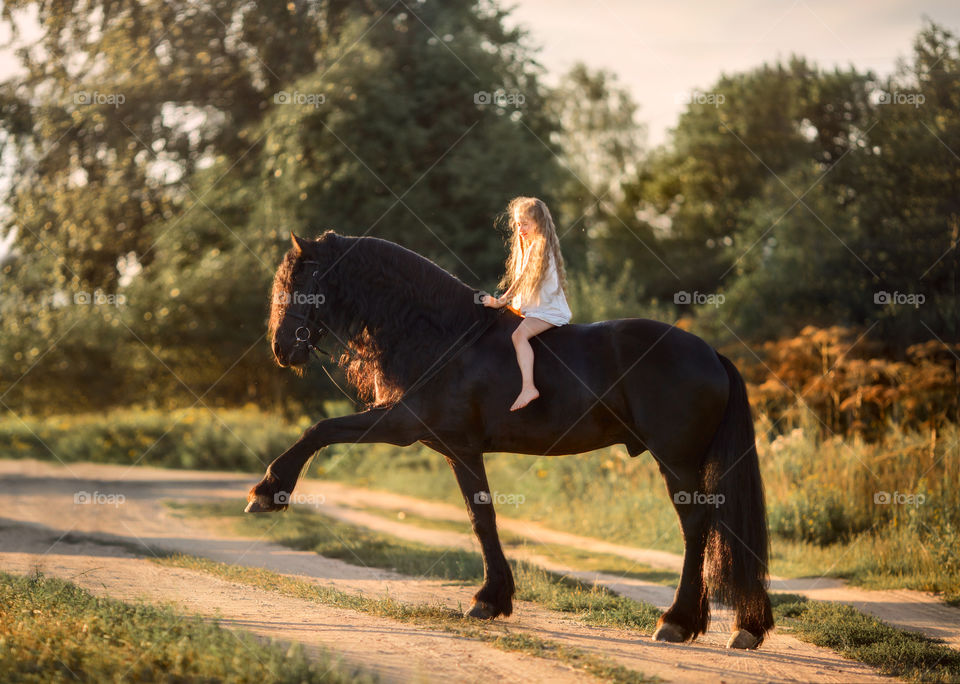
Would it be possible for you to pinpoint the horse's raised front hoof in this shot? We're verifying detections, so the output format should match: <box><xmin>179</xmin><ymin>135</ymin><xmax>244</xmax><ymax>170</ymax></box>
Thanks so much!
<box><xmin>652</xmin><ymin>621</ymin><xmax>691</xmax><ymax>643</ymax></box>
<box><xmin>244</xmin><ymin>489</ymin><xmax>288</xmax><ymax>513</ymax></box>
<box><xmin>465</xmin><ymin>600</ymin><xmax>499</xmax><ymax>620</ymax></box>
<box><xmin>726</xmin><ymin>629</ymin><xmax>760</xmax><ymax>650</ymax></box>
<box><xmin>245</xmin><ymin>471</ymin><xmax>292</xmax><ymax>513</ymax></box>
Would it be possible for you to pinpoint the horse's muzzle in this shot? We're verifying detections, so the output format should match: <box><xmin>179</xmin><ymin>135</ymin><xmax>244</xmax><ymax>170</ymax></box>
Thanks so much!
<box><xmin>273</xmin><ymin>340</ymin><xmax>310</xmax><ymax>368</ymax></box>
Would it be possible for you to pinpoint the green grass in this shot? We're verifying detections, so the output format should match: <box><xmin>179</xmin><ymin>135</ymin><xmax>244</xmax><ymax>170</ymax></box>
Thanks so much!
<box><xmin>355</xmin><ymin>504</ymin><xmax>680</xmax><ymax>586</ymax></box>
<box><xmin>155</xmin><ymin>553</ymin><xmax>656</xmax><ymax>684</ymax></box>
<box><xmin>171</xmin><ymin>500</ymin><xmax>663</xmax><ymax>633</ymax></box>
<box><xmin>0</xmin><ymin>406</ymin><xmax>304</xmax><ymax>471</ymax></box>
<box><xmin>0</xmin><ymin>570</ymin><xmax>370</xmax><ymax>683</ymax></box>
<box><xmin>771</xmin><ymin>594</ymin><xmax>960</xmax><ymax>682</ymax></box>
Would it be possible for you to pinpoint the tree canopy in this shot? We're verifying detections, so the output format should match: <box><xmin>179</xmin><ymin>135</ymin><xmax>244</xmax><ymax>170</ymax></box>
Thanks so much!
<box><xmin>1</xmin><ymin>3</ymin><xmax>957</xmax><ymax>415</ymax></box>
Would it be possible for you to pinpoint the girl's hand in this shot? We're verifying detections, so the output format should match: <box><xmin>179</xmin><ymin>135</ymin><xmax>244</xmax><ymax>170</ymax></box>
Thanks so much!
<box><xmin>482</xmin><ymin>294</ymin><xmax>503</xmax><ymax>308</ymax></box>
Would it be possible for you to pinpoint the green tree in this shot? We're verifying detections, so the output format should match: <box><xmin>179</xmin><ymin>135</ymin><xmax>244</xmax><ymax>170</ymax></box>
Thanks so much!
<box><xmin>0</xmin><ymin>0</ymin><xmax>333</xmax><ymax>411</ymax></box>
<box><xmin>0</xmin><ymin>0</ymin><xmax>566</xmax><ymax>412</ymax></box>
<box><xmin>857</xmin><ymin>22</ymin><xmax>960</xmax><ymax>346</ymax></box>
<box><xmin>546</xmin><ymin>64</ymin><xmax>646</xmax><ymax>274</ymax></box>
<box><xmin>719</xmin><ymin>22</ymin><xmax>960</xmax><ymax>343</ymax></box>
<box><xmin>622</xmin><ymin>57</ymin><xmax>874</xmax><ymax>304</ymax></box>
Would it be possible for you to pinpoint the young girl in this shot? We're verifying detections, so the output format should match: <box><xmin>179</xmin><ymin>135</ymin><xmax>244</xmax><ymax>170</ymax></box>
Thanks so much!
<box><xmin>482</xmin><ymin>197</ymin><xmax>572</xmax><ymax>411</ymax></box>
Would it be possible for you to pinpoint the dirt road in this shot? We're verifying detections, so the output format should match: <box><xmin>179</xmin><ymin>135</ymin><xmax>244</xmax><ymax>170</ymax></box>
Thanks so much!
<box><xmin>301</xmin><ymin>477</ymin><xmax>960</xmax><ymax>651</ymax></box>
<box><xmin>2</xmin><ymin>458</ymin><xmax>940</xmax><ymax>682</ymax></box>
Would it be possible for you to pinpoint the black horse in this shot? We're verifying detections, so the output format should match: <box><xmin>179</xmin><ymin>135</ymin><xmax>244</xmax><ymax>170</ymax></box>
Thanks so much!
<box><xmin>247</xmin><ymin>231</ymin><xmax>774</xmax><ymax>649</ymax></box>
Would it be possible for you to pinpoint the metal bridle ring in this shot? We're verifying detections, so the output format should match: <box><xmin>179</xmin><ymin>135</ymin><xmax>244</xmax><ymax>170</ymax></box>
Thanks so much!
<box><xmin>295</xmin><ymin>326</ymin><xmax>311</xmax><ymax>342</ymax></box>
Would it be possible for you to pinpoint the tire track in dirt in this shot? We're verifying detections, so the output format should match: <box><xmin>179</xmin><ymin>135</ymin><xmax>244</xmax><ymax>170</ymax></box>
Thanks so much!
<box><xmin>0</xmin><ymin>459</ymin><xmax>891</xmax><ymax>682</ymax></box>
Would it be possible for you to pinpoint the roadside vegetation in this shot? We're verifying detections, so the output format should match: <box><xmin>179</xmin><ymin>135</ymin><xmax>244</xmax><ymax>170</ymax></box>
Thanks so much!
<box><xmin>350</xmin><ymin>503</ymin><xmax>682</xmax><ymax>586</ymax></box>
<box><xmin>771</xmin><ymin>594</ymin><xmax>960</xmax><ymax>682</ymax></box>
<box><xmin>0</xmin><ymin>571</ymin><xmax>371</xmax><ymax>683</ymax></box>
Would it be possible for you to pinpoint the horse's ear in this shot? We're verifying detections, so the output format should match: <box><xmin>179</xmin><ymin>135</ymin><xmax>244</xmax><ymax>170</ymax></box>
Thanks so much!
<box><xmin>290</xmin><ymin>232</ymin><xmax>310</xmax><ymax>255</ymax></box>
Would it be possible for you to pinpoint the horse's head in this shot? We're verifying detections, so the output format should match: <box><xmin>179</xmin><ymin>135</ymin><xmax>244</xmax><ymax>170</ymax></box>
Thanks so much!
<box><xmin>269</xmin><ymin>232</ymin><xmax>335</xmax><ymax>368</ymax></box>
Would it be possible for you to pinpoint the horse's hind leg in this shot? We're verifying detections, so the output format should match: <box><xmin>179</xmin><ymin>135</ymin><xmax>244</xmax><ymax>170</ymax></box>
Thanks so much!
<box><xmin>652</xmin><ymin>457</ymin><xmax>711</xmax><ymax>643</ymax></box>
<box><xmin>431</xmin><ymin>446</ymin><xmax>514</xmax><ymax>619</ymax></box>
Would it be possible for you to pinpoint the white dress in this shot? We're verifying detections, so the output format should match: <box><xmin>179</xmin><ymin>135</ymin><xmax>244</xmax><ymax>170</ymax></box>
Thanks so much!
<box><xmin>510</xmin><ymin>248</ymin><xmax>572</xmax><ymax>326</ymax></box>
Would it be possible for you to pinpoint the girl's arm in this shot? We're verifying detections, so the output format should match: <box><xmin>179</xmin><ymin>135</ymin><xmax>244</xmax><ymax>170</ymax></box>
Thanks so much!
<box><xmin>496</xmin><ymin>290</ymin><xmax>522</xmax><ymax>315</ymax></box>
<box><xmin>482</xmin><ymin>280</ymin><xmax>517</xmax><ymax>308</ymax></box>
<box><xmin>497</xmin><ymin>281</ymin><xmax>520</xmax><ymax>304</ymax></box>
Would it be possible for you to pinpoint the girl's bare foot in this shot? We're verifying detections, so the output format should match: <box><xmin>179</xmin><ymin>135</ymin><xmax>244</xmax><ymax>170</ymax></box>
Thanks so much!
<box><xmin>510</xmin><ymin>386</ymin><xmax>540</xmax><ymax>411</ymax></box>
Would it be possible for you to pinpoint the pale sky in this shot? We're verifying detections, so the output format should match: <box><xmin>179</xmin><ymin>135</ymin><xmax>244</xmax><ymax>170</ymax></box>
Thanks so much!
<box><xmin>505</xmin><ymin>0</ymin><xmax>960</xmax><ymax>144</ymax></box>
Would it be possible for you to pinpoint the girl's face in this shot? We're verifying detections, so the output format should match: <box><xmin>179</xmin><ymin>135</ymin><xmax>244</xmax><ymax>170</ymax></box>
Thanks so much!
<box><xmin>514</xmin><ymin>207</ymin><xmax>536</xmax><ymax>240</ymax></box>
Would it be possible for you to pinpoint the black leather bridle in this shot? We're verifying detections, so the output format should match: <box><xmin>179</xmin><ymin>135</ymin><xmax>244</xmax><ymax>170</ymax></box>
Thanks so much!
<box><xmin>284</xmin><ymin>259</ymin><xmax>334</xmax><ymax>356</ymax></box>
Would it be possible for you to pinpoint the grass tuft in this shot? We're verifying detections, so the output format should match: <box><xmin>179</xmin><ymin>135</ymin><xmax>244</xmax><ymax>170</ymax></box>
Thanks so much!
<box><xmin>771</xmin><ymin>594</ymin><xmax>960</xmax><ymax>682</ymax></box>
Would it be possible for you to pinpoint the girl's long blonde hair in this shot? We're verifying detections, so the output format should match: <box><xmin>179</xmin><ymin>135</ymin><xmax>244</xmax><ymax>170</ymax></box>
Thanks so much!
<box><xmin>497</xmin><ymin>196</ymin><xmax>568</xmax><ymax>305</ymax></box>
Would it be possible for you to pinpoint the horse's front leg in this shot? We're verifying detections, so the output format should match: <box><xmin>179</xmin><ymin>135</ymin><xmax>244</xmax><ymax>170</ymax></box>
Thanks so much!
<box><xmin>438</xmin><ymin>449</ymin><xmax>515</xmax><ymax>620</ymax></box>
<box><xmin>245</xmin><ymin>406</ymin><xmax>422</xmax><ymax>512</ymax></box>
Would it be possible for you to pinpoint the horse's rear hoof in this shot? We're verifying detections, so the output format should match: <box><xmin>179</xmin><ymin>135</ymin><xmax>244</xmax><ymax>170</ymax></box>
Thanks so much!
<box><xmin>727</xmin><ymin>629</ymin><xmax>760</xmax><ymax>649</ymax></box>
<box><xmin>652</xmin><ymin>621</ymin><xmax>690</xmax><ymax>643</ymax></box>
<box><xmin>466</xmin><ymin>600</ymin><xmax>498</xmax><ymax>620</ymax></box>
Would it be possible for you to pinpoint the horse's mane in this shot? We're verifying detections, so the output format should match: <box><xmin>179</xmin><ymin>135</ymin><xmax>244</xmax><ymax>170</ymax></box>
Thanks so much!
<box><xmin>277</xmin><ymin>232</ymin><xmax>498</xmax><ymax>407</ymax></box>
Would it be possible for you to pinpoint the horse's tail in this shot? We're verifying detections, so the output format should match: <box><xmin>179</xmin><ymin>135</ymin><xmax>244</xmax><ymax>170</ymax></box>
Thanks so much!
<box><xmin>702</xmin><ymin>353</ymin><xmax>774</xmax><ymax>643</ymax></box>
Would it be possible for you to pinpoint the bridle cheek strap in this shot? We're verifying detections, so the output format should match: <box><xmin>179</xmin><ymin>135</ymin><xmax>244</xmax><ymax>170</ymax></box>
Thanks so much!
<box><xmin>287</xmin><ymin>259</ymin><xmax>337</xmax><ymax>356</ymax></box>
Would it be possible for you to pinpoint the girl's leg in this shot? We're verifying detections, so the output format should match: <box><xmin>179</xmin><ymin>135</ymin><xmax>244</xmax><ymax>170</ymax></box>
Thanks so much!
<box><xmin>509</xmin><ymin>316</ymin><xmax>555</xmax><ymax>411</ymax></box>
